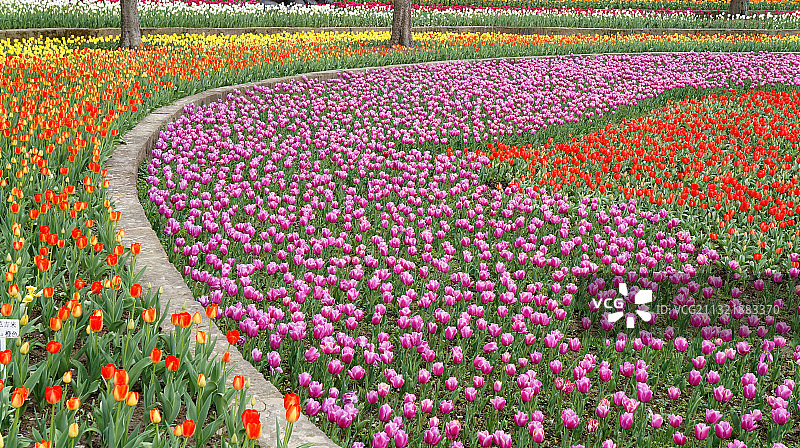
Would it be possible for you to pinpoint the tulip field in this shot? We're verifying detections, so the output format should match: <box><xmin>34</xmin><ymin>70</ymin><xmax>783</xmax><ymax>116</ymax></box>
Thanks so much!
<box><xmin>4</xmin><ymin>0</ymin><xmax>800</xmax><ymax>30</ymax></box>
<box><xmin>136</xmin><ymin>34</ymin><xmax>800</xmax><ymax>448</ymax></box>
<box><xmin>1</xmin><ymin>13</ymin><xmax>800</xmax><ymax>448</ymax></box>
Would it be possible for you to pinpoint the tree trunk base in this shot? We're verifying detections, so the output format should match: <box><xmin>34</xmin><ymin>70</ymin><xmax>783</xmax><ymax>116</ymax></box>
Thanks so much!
<box><xmin>390</xmin><ymin>0</ymin><xmax>413</xmax><ymax>47</ymax></box>
<box><xmin>728</xmin><ymin>0</ymin><xmax>749</xmax><ymax>16</ymax></box>
<box><xmin>120</xmin><ymin>0</ymin><xmax>143</xmax><ymax>49</ymax></box>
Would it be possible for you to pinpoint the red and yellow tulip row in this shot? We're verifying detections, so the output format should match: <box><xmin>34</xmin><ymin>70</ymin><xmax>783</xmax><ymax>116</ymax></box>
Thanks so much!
<box><xmin>483</xmin><ymin>88</ymin><xmax>800</xmax><ymax>271</ymax></box>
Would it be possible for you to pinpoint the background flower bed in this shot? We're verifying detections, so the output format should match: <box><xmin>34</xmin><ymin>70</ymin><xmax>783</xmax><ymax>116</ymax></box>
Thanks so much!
<box><xmin>3</xmin><ymin>0</ymin><xmax>800</xmax><ymax>30</ymax></box>
<box><xmin>143</xmin><ymin>50</ymin><xmax>800</xmax><ymax>448</ymax></box>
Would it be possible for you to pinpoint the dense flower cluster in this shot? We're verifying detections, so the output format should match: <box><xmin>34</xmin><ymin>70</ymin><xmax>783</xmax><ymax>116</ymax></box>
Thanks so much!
<box><xmin>147</xmin><ymin>53</ymin><xmax>800</xmax><ymax>447</ymax></box>
<box><xmin>484</xmin><ymin>88</ymin><xmax>800</xmax><ymax>270</ymax></box>
<box><xmin>3</xmin><ymin>0</ymin><xmax>800</xmax><ymax>29</ymax></box>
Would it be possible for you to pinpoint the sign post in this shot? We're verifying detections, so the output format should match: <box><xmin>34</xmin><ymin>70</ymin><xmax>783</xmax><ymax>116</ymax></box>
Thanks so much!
<box><xmin>0</xmin><ymin>319</ymin><xmax>20</xmax><ymax>375</ymax></box>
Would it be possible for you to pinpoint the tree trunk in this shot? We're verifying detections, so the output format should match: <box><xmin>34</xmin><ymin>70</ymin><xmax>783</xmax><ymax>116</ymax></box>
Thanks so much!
<box><xmin>390</xmin><ymin>0</ymin><xmax>412</xmax><ymax>47</ymax></box>
<box><xmin>728</xmin><ymin>0</ymin><xmax>748</xmax><ymax>16</ymax></box>
<box><xmin>119</xmin><ymin>0</ymin><xmax>143</xmax><ymax>49</ymax></box>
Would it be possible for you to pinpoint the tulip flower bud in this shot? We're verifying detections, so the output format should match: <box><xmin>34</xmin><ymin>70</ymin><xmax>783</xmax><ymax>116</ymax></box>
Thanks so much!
<box><xmin>66</xmin><ymin>397</ymin><xmax>81</xmax><ymax>411</ymax></box>
<box><xmin>68</xmin><ymin>422</ymin><xmax>79</xmax><ymax>438</ymax></box>
<box><xmin>232</xmin><ymin>375</ymin><xmax>245</xmax><ymax>390</ymax></box>
<box><xmin>150</xmin><ymin>408</ymin><xmax>162</xmax><ymax>424</ymax></box>
<box><xmin>127</xmin><ymin>319</ymin><xmax>135</xmax><ymax>331</ymax></box>
<box><xmin>251</xmin><ymin>396</ymin><xmax>256</xmax><ymax>407</ymax></box>
<box><xmin>158</xmin><ymin>286</ymin><xmax>163</xmax><ymax>295</ymax></box>
<box><xmin>198</xmin><ymin>374</ymin><xmax>207</xmax><ymax>388</ymax></box>
<box><xmin>20</xmin><ymin>314</ymin><xmax>28</xmax><ymax>326</ymax></box>
<box><xmin>174</xmin><ymin>426</ymin><xmax>183</xmax><ymax>437</ymax></box>
<box><xmin>63</xmin><ymin>371</ymin><xmax>72</xmax><ymax>384</ymax></box>
<box><xmin>192</xmin><ymin>312</ymin><xmax>202</xmax><ymax>325</ymax></box>
<box><xmin>126</xmin><ymin>391</ymin><xmax>139</xmax><ymax>407</ymax></box>
<box><xmin>230</xmin><ymin>434</ymin><xmax>238</xmax><ymax>445</ymax></box>
<box><xmin>19</xmin><ymin>341</ymin><xmax>29</xmax><ymax>354</ymax></box>
<box><xmin>246</xmin><ymin>378</ymin><xmax>251</xmax><ymax>389</ymax></box>
<box><xmin>4</xmin><ymin>254</ymin><xmax>10</xmax><ymax>262</ymax></box>
<box><xmin>196</xmin><ymin>330</ymin><xmax>207</xmax><ymax>345</ymax></box>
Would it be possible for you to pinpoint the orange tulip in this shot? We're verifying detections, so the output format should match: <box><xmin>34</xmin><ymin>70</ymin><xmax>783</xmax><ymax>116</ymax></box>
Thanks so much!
<box><xmin>130</xmin><ymin>284</ymin><xmax>143</xmax><ymax>298</ymax></box>
<box><xmin>106</xmin><ymin>254</ymin><xmax>118</xmax><ymax>267</ymax></box>
<box><xmin>181</xmin><ymin>419</ymin><xmax>196</xmax><ymax>437</ymax></box>
<box><xmin>150</xmin><ymin>408</ymin><xmax>162</xmax><ymax>424</ymax></box>
<box><xmin>130</xmin><ymin>243</ymin><xmax>141</xmax><ymax>255</ymax></box>
<box><xmin>101</xmin><ymin>363</ymin><xmax>116</xmax><ymax>380</ymax></box>
<box><xmin>0</xmin><ymin>302</ymin><xmax>12</xmax><ymax>316</ymax></box>
<box><xmin>286</xmin><ymin>404</ymin><xmax>301</xmax><ymax>423</ymax></box>
<box><xmin>226</xmin><ymin>330</ymin><xmax>240</xmax><ymax>345</ymax></box>
<box><xmin>150</xmin><ymin>348</ymin><xmax>163</xmax><ymax>363</ymax></box>
<box><xmin>34</xmin><ymin>441</ymin><xmax>52</xmax><ymax>448</ymax></box>
<box><xmin>165</xmin><ymin>355</ymin><xmax>180</xmax><ymax>372</ymax></box>
<box><xmin>66</xmin><ymin>396</ymin><xmax>81</xmax><ymax>411</ymax></box>
<box><xmin>284</xmin><ymin>393</ymin><xmax>299</xmax><ymax>410</ymax></box>
<box><xmin>232</xmin><ymin>375</ymin><xmax>245</xmax><ymax>390</ymax></box>
<box><xmin>171</xmin><ymin>312</ymin><xmax>191</xmax><ymax>329</ymax></box>
<box><xmin>142</xmin><ymin>308</ymin><xmax>156</xmax><ymax>323</ymax></box>
<box><xmin>196</xmin><ymin>330</ymin><xmax>207</xmax><ymax>345</ymax></box>
<box><xmin>0</xmin><ymin>350</ymin><xmax>11</xmax><ymax>365</ymax></box>
<box><xmin>113</xmin><ymin>369</ymin><xmax>129</xmax><ymax>386</ymax></box>
<box><xmin>89</xmin><ymin>314</ymin><xmax>103</xmax><ymax>332</ymax></box>
<box><xmin>242</xmin><ymin>408</ymin><xmax>260</xmax><ymax>425</ymax></box>
<box><xmin>71</xmin><ymin>301</ymin><xmax>83</xmax><ymax>317</ymax></box>
<box><xmin>242</xmin><ymin>409</ymin><xmax>262</xmax><ymax>440</ymax></box>
<box><xmin>45</xmin><ymin>340</ymin><xmax>61</xmax><ymax>354</ymax></box>
<box><xmin>112</xmin><ymin>384</ymin><xmax>128</xmax><ymax>402</ymax></box>
<box><xmin>44</xmin><ymin>386</ymin><xmax>63</xmax><ymax>404</ymax></box>
<box><xmin>49</xmin><ymin>317</ymin><xmax>62</xmax><ymax>332</ymax></box>
<box><xmin>205</xmin><ymin>304</ymin><xmax>219</xmax><ymax>319</ymax></box>
<box><xmin>125</xmin><ymin>391</ymin><xmax>139</xmax><ymax>407</ymax></box>
<box><xmin>11</xmin><ymin>386</ymin><xmax>29</xmax><ymax>408</ymax></box>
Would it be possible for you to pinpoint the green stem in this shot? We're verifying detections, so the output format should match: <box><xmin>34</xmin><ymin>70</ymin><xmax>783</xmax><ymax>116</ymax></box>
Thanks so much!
<box><xmin>284</xmin><ymin>421</ymin><xmax>293</xmax><ymax>448</ymax></box>
<box><xmin>50</xmin><ymin>403</ymin><xmax>56</xmax><ymax>443</ymax></box>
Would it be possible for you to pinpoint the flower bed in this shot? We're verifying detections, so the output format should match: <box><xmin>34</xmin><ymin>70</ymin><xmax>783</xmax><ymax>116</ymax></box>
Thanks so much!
<box><xmin>4</xmin><ymin>28</ymin><xmax>797</xmax><ymax>448</ymax></box>
<box><xmin>144</xmin><ymin>52</ymin><xmax>800</xmax><ymax>448</ymax></box>
<box><xmin>3</xmin><ymin>0</ymin><xmax>800</xmax><ymax>30</ymax></box>
<box><xmin>484</xmin><ymin>87</ymin><xmax>800</xmax><ymax>272</ymax></box>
